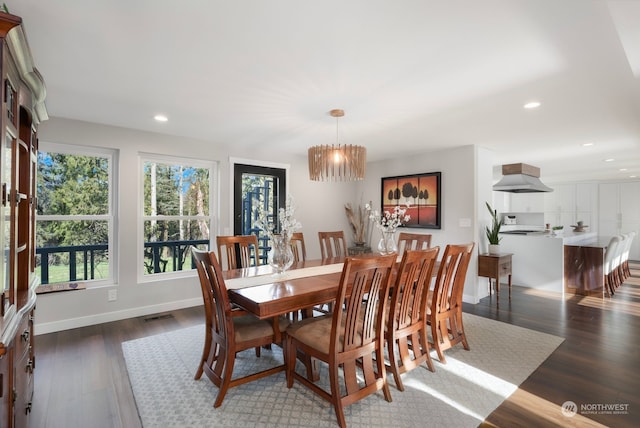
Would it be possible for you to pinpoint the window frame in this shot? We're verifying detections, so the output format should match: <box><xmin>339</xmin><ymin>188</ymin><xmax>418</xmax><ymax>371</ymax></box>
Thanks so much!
<box><xmin>138</xmin><ymin>152</ymin><xmax>217</xmax><ymax>282</ymax></box>
<box><xmin>36</xmin><ymin>141</ymin><xmax>118</xmax><ymax>288</ymax></box>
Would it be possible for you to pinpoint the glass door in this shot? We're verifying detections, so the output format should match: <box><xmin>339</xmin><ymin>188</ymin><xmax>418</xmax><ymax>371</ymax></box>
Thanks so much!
<box><xmin>233</xmin><ymin>164</ymin><xmax>286</xmax><ymax>265</ymax></box>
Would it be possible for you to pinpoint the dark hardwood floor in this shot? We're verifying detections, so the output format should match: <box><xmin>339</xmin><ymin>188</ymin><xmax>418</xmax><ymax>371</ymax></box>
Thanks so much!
<box><xmin>29</xmin><ymin>263</ymin><xmax>640</xmax><ymax>428</ymax></box>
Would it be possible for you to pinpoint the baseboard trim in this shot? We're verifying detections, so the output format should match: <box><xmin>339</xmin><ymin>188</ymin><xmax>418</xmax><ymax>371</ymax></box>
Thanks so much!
<box><xmin>34</xmin><ymin>297</ymin><xmax>202</xmax><ymax>335</ymax></box>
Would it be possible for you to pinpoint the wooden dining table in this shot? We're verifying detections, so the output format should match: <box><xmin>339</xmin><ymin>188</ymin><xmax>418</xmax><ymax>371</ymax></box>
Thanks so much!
<box><xmin>224</xmin><ymin>254</ymin><xmax>439</xmax><ymax>321</ymax></box>
<box><xmin>224</xmin><ymin>257</ymin><xmax>347</xmax><ymax>320</ymax></box>
<box><xmin>223</xmin><ymin>253</ymin><xmax>439</xmax><ymax>380</ymax></box>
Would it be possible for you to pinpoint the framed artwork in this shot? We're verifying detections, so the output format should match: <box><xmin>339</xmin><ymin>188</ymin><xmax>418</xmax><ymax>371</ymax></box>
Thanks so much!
<box><xmin>380</xmin><ymin>172</ymin><xmax>441</xmax><ymax>229</ymax></box>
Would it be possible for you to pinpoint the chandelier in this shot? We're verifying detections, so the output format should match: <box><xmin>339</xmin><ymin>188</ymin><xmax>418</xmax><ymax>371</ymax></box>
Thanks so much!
<box><xmin>308</xmin><ymin>109</ymin><xmax>367</xmax><ymax>181</ymax></box>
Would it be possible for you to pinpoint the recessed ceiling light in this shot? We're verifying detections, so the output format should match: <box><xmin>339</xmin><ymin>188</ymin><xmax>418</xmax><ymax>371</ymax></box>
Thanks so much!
<box><xmin>631</xmin><ymin>175</ymin><xmax>637</xmax><ymax>178</ymax></box>
<box><xmin>523</xmin><ymin>101</ymin><xmax>541</xmax><ymax>109</ymax></box>
<box><xmin>620</xmin><ymin>168</ymin><xmax>628</xmax><ymax>172</ymax></box>
<box><xmin>582</xmin><ymin>143</ymin><xmax>594</xmax><ymax>147</ymax></box>
<box><xmin>604</xmin><ymin>158</ymin><xmax>615</xmax><ymax>162</ymax></box>
<box><xmin>154</xmin><ymin>114</ymin><xmax>168</xmax><ymax>122</ymax></box>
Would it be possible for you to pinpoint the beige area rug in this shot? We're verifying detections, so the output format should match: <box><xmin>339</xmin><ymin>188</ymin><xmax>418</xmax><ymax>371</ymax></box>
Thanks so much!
<box><xmin>122</xmin><ymin>313</ymin><xmax>564</xmax><ymax>428</ymax></box>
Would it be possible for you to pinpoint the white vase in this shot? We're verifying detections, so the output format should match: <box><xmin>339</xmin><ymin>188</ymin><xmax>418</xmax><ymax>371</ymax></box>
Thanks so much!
<box><xmin>488</xmin><ymin>244</ymin><xmax>500</xmax><ymax>255</ymax></box>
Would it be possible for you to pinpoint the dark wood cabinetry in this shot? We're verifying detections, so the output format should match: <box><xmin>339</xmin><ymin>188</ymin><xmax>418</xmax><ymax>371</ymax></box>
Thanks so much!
<box><xmin>0</xmin><ymin>12</ymin><xmax>47</xmax><ymax>428</ymax></box>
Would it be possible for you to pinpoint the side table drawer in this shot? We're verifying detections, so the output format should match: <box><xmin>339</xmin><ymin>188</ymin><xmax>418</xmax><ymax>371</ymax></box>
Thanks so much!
<box><xmin>499</xmin><ymin>260</ymin><xmax>511</xmax><ymax>275</ymax></box>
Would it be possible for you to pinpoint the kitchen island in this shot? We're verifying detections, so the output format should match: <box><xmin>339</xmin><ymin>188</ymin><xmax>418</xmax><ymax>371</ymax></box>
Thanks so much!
<box><xmin>564</xmin><ymin>236</ymin><xmax>611</xmax><ymax>297</ymax></box>
<box><xmin>497</xmin><ymin>230</ymin><xmax>597</xmax><ymax>294</ymax></box>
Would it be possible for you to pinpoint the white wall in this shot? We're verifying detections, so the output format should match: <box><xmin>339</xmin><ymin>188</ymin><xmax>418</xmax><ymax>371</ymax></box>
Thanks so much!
<box><xmin>359</xmin><ymin>145</ymin><xmax>492</xmax><ymax>304</ymax></box>
<box><xmin>35</xmin><ymin>117</ymin><xmax>359</xmax><ymax>334</ymax></box>
<box><xmin>35</xmin><ymin>118</ymin><xmax>493</xmax><ymax>334</ymax></box>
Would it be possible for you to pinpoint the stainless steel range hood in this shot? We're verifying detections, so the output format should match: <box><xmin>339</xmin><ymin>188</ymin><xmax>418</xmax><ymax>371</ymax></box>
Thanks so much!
<box><xmin>493</xmin><ymin>163</ymin><xmax>553</xmax><ymax>193</ymax></box>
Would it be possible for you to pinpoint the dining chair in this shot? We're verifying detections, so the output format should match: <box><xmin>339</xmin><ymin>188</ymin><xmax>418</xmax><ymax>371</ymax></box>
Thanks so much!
<box><xmin>192</xmin><ymin>248</ymin><xmax>289</xmax><ymax>408</ymax></box>
<box><xmin>318</xmin><ymin>231</ymin><xmax>348</xmax><ymax>259</ymax></box>
<box><xmin>427</xmin><ymin>242</ymin><xmax>475</xmax><ymax>364</ymax></box>
<box><xmin>290</xmin><ymin>232</ymin><xmax>307</xmax><ymax>262</ymax></box>
<box><xmin>621</xmin><ymin>231</ymin><xmax>635</xmax><ymax>279</ymax></box>
<box><xmin>397</xmin><ymin>232</ymin><xmax>432</xmax><ymax>256</ymax></box>
<box><xmin>604</xmin><ymin>235</ymin><xmax>622</xmax><ymax>296</ymax></box>
<box><xmin>385</xmin><ymin>247</ymin><xmax>440</xmax><ymax>391</ymax></box>
<box><xmin>285</xmin><ymin>254</ymin><xmax>397</xmax><ymax>428</ymax></box>
<box><xmin>216</xmin><ymin>235</ymin><xmax>260</xmax><ymax>270</ymax></box>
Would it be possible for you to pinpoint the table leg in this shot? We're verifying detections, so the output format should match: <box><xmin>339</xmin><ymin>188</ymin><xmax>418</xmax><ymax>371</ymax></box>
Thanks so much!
<box><xmin>495</xmin><ymin>277</ymin><xmax>499</xmax><ymax>304</ymax></box>
<box><xmin>508</xmin><ymin>274</ymin><xmax>512</xmax><ymax>300</ymax></box>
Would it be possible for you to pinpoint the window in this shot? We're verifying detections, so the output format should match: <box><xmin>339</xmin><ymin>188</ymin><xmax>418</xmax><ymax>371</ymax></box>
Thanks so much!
<box><xmin>140</xmin><ymin>154</ymin><xmax>215</xmax><ymax>278</ymax></box>
<box><xmin>36</xmin><ymin>143</ymin><xmax>116</xmax><ymax>287</ymax></box>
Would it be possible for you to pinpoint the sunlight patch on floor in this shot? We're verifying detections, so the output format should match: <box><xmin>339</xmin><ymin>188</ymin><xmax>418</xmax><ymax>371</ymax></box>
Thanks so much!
<box><xmin>403</xmin><ymin>355</ymin><xmax>517</xmax><ymax>422</ymax></box>
<box><xmin>504</xmin><ymin>388</ymin><xmax>609</xmax><ymax>427</ymax></box>
<box><xmin>578</xmin><ymin>296</ymin><xmax>640</xmax><ymax>317</ymax></box>
<box><xmin>403</xmin><ymin>377</ymin><xmax>486</xmax><ymax>422</ymax></box>
<box><xmin>521</xmin><ymin>288</ymin><xmax>569</xmax><ymax>300</ymax></box>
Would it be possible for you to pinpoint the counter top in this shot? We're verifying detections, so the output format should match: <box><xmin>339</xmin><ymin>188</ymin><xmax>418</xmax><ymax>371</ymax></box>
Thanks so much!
<box><xmin>563</xmin><ymin>235</ymin><xmax>615</xmax><ymax>249</ymax></box>
<box><xmin>500</xmin><ymin>230</ymin><xmax>597</xmax><ymax>243</ymax></box>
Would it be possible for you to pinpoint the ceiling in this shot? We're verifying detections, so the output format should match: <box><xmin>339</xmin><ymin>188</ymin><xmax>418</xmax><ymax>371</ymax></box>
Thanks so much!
<box><xmin>10</xmin><ymin>0</ymin><xmax>640</xmax><ymax>183</ymax></box>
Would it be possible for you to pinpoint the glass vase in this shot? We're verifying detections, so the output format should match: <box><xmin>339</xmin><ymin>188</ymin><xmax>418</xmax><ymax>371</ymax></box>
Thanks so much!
<box><xmin>377</xmin><ymin>230</ymin><xmax>398</xmax><ymax>255</ymax></box>
<box><xmin>268</xmin><ymin>234</ymin><xmax>294</xmax><ymax>274</ymax></box>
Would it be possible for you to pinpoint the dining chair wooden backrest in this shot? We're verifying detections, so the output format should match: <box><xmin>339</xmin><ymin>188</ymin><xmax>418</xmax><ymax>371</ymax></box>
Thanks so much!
<box><xmin>386</xmin><ymin>247</ymin><xmax>440</xmax><ymax>390</ymax></box>
<box><xmin>290</xmin><ymin>232</ymin><xmax>307</xmax><ymax>262</ymax></box>
<box><xmin>216</xmin><ymin>235</ymin><xmax>260</xmax><ymax>270</ymax></box>
<box><xmin>286</xmin><ymin>254</ymin><xmax>397</xmax><ymax>428</ymax></box>
<box><xmin>191</xmin><ymin>248</ymin><xmax>288</xmax><ymax>408</ymax></box>
<box><xmin>397</xmin><ymin>232</ymin><xmax>432</xmax><ymax>255</ymax></box>
<box><xmin>428</xmin><ymin>242</ymin><xmax>475</xmax><ymax>363</ymax></box>
<box><xmin>318</xmin><ymin>231</ymin><xmax>348</xmax><ymax>259</ymax></box>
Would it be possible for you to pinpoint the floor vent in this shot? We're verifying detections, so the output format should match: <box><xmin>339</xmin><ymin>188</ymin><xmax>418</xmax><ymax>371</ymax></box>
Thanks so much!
<box><xmin>143</xmin><ymin>313</ymin><xmax>174</xmax><ymax>322</ymax></box>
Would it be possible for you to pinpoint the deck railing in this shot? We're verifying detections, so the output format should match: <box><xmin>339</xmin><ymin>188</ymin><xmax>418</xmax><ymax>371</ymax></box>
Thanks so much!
<box><xmin>36</xmin><ymin>239</ymin><xmax>210</xmax><ymax>284</ymax></box>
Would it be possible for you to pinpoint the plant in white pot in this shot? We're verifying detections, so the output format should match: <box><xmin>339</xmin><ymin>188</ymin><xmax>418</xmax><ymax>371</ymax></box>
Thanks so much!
<box><xmin>485</xmin><ymin>202</ymin><xmax>502</xmax><ymax>254</ymax></box>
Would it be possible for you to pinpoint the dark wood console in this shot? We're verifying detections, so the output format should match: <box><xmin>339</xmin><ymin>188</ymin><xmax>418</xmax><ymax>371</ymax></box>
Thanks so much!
<box><xmin>0</xmin><ymin>11</ymin><xmax>47</xmax><ymax>428</ymax></box>
<box><xmin>478</xmin><ymin>253</ymin><xmax>513</xmax><ymax>304</ymax></box>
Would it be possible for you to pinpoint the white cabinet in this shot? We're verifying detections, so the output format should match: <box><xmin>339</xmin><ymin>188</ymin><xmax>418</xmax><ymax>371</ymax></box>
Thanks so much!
<box><xmin>598</xmin><ymin>181</ymin><xmax>640</xmax><ymax>260</ymax></box>
<box><xmin>510</xmin><ymin>192</ymin><xmax>544</xmax><ymax>213</ymax></box>
<box><xmin>544</xmin><ymin>183</ymin><xmax>598</xmax><ymax>230</ymax></box>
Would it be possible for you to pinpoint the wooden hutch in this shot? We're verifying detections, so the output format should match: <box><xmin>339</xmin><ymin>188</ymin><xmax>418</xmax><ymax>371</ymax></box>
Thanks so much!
<box><xmin>0</xmin><ymin>11</ymin><xmax>47</xmax><ymax>428</ymax></box>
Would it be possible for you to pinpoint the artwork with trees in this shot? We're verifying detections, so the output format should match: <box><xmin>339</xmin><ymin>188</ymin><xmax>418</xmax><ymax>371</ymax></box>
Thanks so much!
<box><xmin>380</xmin><ymin>172</ymin><xmax>441</xmax><ymax>228</ymax></box>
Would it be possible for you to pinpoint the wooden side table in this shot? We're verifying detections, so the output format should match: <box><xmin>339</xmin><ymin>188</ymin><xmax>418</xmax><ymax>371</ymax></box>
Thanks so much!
<box><xmin>478</xmin><ymin>253</ymin><xmax>513</xmax><ymax>303</ymax></box>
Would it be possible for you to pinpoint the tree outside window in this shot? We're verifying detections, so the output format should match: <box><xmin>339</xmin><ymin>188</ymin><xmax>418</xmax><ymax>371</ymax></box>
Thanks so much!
<box><xmin>141</xmin><ymin>157</ymin><xmax>213</xmax><ymax>276</ymax></box>
<box><xmin>36</xmin><ymin>145</ymin><xmax>115</xmax><ymax>286</ymax></box>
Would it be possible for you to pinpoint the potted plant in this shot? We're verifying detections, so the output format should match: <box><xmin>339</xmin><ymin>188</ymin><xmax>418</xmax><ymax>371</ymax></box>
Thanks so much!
<box><xmin>485</xmin><ymin>202</ymin><xmax>502</xmax><ymax>254</ymax></box>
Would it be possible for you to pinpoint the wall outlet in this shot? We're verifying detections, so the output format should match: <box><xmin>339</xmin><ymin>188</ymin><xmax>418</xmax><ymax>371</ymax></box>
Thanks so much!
<box><xmin>108</xmin><ymin>289</ymin><xmax>117</xmax><ymax>301</ymax></box>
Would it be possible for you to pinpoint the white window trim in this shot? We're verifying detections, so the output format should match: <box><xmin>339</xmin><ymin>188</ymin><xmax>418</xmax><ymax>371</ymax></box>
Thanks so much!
<box><xmin>138</xmin><ymin>152</ymin><xmax>217</xmax><ymax>282</ymax></box>
<box><xmin>37</xmin><ymin>142</ymin><xmax>118</xmax><ymax>288</ymax></box>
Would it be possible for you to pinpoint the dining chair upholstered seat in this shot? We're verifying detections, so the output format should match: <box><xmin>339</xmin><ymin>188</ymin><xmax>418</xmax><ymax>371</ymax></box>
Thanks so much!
<box><xmin>318</xmin><ymin>231</ymin><xmax>348</xmax><ymax>259</ymax></box>
<box><xmin>192</xmin><ymin>248</ymin><xmax>289</xmax><ymax>408</ymax></box>
<box><xmin>286</xmin><ymin>255</ymin><xmax>397</xmax><ymax>428</ymax></box>
<box><xmin>216</xmin><ymin>235</ymin><xmax>261</xmax><ymax>270</ymax></box>
<box><xmin>426</xmin><ymin>242</ymin><xmax>475</xmax><ymax>364</ymax></box>
<box><xmin>385</xmin><ymin>247</ymin><xmax>440</xmax><ymax>391</ymax></box>
<box><xmin>396</xmin><ymin>232</ymin><xmax>432</xmax><ymax>256</ymax></box>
